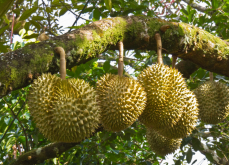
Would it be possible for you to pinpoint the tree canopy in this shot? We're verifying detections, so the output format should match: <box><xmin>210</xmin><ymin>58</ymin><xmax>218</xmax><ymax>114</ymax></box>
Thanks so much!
<box><xmin>0</xmin><ymin>0</ymin><xmax>229</xmax><ymax>165</ymax></box>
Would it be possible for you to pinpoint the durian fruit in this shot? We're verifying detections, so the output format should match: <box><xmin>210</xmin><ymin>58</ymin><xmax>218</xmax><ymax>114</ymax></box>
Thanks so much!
<box><xmin>146</xmin><ymin>129</ymin><xmax>182</xmax><ymax>156</ymax></box>
<box><xmin>28</xmin><ymin>74</ymin><xmax>100</xmax><ymax>143</ymax></box>
<box><xmin>49</xmin><ymin>78</ymin><xmax>100</xmax><ymax>142</ymax></box>
<box><xmin>194</xmin><ymin>81</ymin><xmax>229</xmax><ymax>124</ymax></box>
<box><xmin>27</xmin><ymin>73</ymin><xmax>60</xmax><ymax>140</ymax></box>
<box><xmin>158</xmin><ymin>90</ymin><xmax>199</xmax><ymax>139</ymax></box>
<box><xmin>138</xmin><ymin>64</ymin><xmax>188</xmax><ymax>131</ymax></box>
<box><xmin>96</xmin><ymin>74</ymin><xmax>147</xmax><ymax>132</ymax></box>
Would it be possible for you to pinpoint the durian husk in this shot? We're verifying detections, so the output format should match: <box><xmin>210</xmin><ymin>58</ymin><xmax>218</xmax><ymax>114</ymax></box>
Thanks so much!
<box><xmin>138</xmin><ymin>64</ymin><xmax>188</xmax><ymax>131</ymax></box>
<box><xmin>194</xmin><ymin>81</ymin><xmax>229</xmax><ymax>124</ymax></box>
<box><xmin>96</xmin><ymin>74</ymin><xmax>147</xmax><ymax>132</ymax></box>
<box><xmin>27</xmin><ymin>73</ymin><xmax>60</xmax><ymax>140</ymax></box>
<box><xmin>146</xmin><ymin>129</ymin><xmax>182</xmax><ymax>156</ymax></box>
<box><xmin>28</xmin><ymin>74</ymin><xmax>100</xmax><ymax>142</ymax></box>
<box><xmin>50</xmin><ymin>78</ymin><xmax>100</xmax><ymax>142</ymax></box>
<box><xmin>157</xmin><ymin>90</ymin><xmax>199</xmax><ymax>139</ymax></box>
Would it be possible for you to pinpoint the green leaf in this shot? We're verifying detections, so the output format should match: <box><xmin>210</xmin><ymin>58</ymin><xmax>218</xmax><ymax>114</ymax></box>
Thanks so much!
<box><xmin>196</xmin><ymin>68</ymin><xmax>206</xmax><ymax>79</ymax></box>
<box><xmin>192</xmin><ymin>138</ymin><xmax>202</xmax><ymax>151</ymax></box>
<box><xmin>109</xmin><ymin>133</ymin><xmax>117</xmax><ymax>141</ymax></box>
<box><xmin>212</xmin><ymin>0</ymin><xmax>219</xmax><ymax>9</ymax></box>
<box><xmin>103</xmin><ymin>60</ymin><xmax>110</xmax><ymax>73</ymax></box>
<box><xmin>134</xmin><ymin>53</ymin><xmax>142</xmax><ymax>59</ymax></box>
<box><xmin>186</xmin><ymin>148</ymin><xmax>193</xmax><ymax>163</ymax></box>
<box><xmin>180</xmin><ymin>9</ymin><xmax>188</xmax><ymax>16</ymax></box>
<box><xmin>0</xmin><ymin>42</ymin><xmax>9</xmax><ymax>53</ymax></box>
<box><xmin>4</xmin><ymin>117</ymin><xmax>10</xmax><ymax>125</ymax></box>
<box><xmin>175</xmin><ymin>160</ymin><xmax>181</xmax><ymax>165</ymax></box>
<box><xmin>93</xmin><ymin>8</ymin><xmax>101</xmax><ymax>20</ymax></box>
<box><xmin>216</xmin><ymin>150</ymin><xmax>224</xmax><ymax>158</ymax></box>
<box><xmin>6</xmin><ymin>137</ymin><xmax>16</xmax><ymax>151</ymax></box>
<box><xmin>59</xmin><ymin>7</ymin><xmax>68</xmax><ymax>17</ymax></box>
<box><xmin>0</xmin><ymin>0</ymin><xmax>15</xmax><ymax>18</ymax></box>
<box><xmin>46</xmin><ymin>7</ymin><xmax>52</xmax><ymax>13</ymax></box>
<box><xmin>205</xmin><ymin>153</ymin><xmax>214</xmax><ymax>162</ymax></box>
<box><xmin>104</xmin><ymin>0</ymin><xmax>112</xmax><ymax>11</ymax></box>
<box><xmin>122</xmin><ymin>133</ymin><xmax>131</xmax><ymax>141</ymax></box>
<box><xmin>13</xmin><ymin>8</ymin><xmax>21</xmax><ymax>15</ymax></box>
<box><xmin>163</xmin><ymin>56</ymin><xmax>171</xmax><ymax>66</ymax></box>
<box><xmin>22</xmin><ymin>33</ymin><xmax>39</xmax><ymax>39</ymax></box>
<box><xmin>30</xmin><ymin>20</ymin><xmax>41</xmax><ymax>30</ymax></box>
<box><xmin>19</xmin><ymin>7</ymin><xmax>38</xmax><ymax>21</ymax></box>
<box><xmin>32</xmin><ymin>16</ymin><xmax>45</xmax><ymax>20</ymax></box>
<box><xmin>0</xmin><ymin>25</ymin><xmax>10</xmax><ymax>35</ymax></box>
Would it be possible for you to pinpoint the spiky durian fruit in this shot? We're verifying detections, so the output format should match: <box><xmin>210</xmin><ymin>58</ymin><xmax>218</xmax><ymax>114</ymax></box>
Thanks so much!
<box><xmin>158</xmin><ymin>90</ymin><xmax>199</xmax><ymax>139</ymax></box>
<box><xmin>49</xmin><ymin>78</ymin><xmax>100</xmax><ymax>142</ymax></box>
<box><xmin>27</xmin><ymin>73</ymin><xmax>59</xmax><ymax>139</ymax></box>
<box><xmin>138</xmin><ymin>64</ymin><xmax>188</xmax><ymax>131</ymax></box>
<box><xmin>194</xmin><ymin>81</ymin><xmax>229</xmax><ymax>124</ymax></box>
<box><xmin>96</xmin><ymin>74</ymin><xmax>147</xmax><ymax>132</ymax></box>
<box><xmin>146</xmin><ymin>129</ymin><xmax>182</xmax><ymax>156</ymax></box>
<box><xmin>28</xmin><ymin>74</ymin><xmax>100</xmax><ymax>143</ymax></box>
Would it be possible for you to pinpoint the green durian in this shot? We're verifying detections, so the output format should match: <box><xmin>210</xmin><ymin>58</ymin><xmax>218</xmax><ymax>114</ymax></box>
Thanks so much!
<box><xmin>27</xmin><ymin>73</ymin><xmax>59</xmax><ymax>140</ymax></box>
<box><xmin>157</xmin><ymin>90</ymin><xmax>199</xmax><ymax>139</ymax></box>
<box><xmin>194</xmin><ymin>81</ymin><xmax>229</xmax><ymax>124</ymax></box>
<box><xmin>28</xmin><ymin>74</ymin><xmax>100</xmax><ymax>142</ymax></box>
<box><xmin>96</xmin><ymin>74</ymin><xmax>147</xmax><ymax>132</ymax></box>
<box><xmin>146</xmin><ymin>129</ymin><xmax>182</xmax><ymax>156</ymax></box>
<box><xmin>138</xmin><ymin>64</ymin><xmax>188</xmax><ymax>131</ymax></box>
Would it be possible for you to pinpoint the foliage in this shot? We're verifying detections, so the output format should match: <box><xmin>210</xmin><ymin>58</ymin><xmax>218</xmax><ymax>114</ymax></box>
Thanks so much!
<box><xmin>0</xmin><ymin>0</ymin><xmax>229</xmax><ymax>164</ymax></box>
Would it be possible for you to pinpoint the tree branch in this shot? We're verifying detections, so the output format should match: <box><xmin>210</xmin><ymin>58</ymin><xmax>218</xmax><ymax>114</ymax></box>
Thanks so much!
<box><xmin>9</xmin><ymin>126</ymin><xmax>103</xmax><ymax>165</ymax></box>
<box><xmin>181</xmin><ymin>0</ymin><xmax>208</xmax><ymax>12</ymax></box>
<box><xmin>1</xmin><ymin>16</ymin><xmax>229</xmax><ymax>98</ymax></box>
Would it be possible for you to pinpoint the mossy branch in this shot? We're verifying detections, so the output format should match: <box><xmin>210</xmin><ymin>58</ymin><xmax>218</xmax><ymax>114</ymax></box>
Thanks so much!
<box><xmin>1</xmin><ymin>16</ymin><xmax>229</xmax><ymax>98</ymax></box>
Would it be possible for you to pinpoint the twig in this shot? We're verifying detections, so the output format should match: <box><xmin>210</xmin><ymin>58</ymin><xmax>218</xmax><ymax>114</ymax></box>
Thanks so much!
<box><xmin>41</xmin><ymin>0</ymin><xmax>52</xmax><ymax>32</ymax></box>
<box><xmin>0</xmin><ymin>101</ymin><xmax>26</xmax><ymax>144</ymax></box>
<box><xmin>2</xmin><ymin>98</ymin><xmax>29</xmax><ymax>152</ymax></box>
<box><xmin>59</xmin><ymin>0</ymin><xmax>92</xmax><ymax>22</ymax></box>
<box><xmin>10</xmin><ymin>5</ymin><xmax>16</xmax><ymax>44</ymax></box>
<box><xmin>68</xmin><ymin>0</ymin><xmax>91</xmax><ymax>32</ymax></box>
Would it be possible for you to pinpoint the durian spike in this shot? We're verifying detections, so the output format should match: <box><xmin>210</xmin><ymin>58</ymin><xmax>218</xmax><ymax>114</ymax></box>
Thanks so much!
<box><xmin>209</xmin><ymin>72</ymin><xmax>213</xmax><ymax>81</ymax></box>
<box><xmin>155</xmin><ymin>33</ymin><xmax>163</xmax><ymax>64</ymax></box>
<box><xmin>54</xmin><ymin>47</ymin><xmax>66</xmax><ymax>80</ymax></box>
<box><xmin>118</xmin><ymin>41</ymin><xmax>124</xmax><ymax>77</ymax></box>
<box><xmin>172</xmin><ymin>55</ymin><xmax>177</xmax><ymax>69</ymax></box>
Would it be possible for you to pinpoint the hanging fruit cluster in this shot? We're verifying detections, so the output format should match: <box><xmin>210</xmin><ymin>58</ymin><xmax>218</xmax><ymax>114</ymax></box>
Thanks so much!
<box><xmin>27</xmin><ymin>32</ymin><xmax>229</xmax><ymax>156</ymax></box>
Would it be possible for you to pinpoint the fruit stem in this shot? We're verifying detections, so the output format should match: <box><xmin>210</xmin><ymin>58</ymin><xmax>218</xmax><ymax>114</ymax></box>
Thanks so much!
<box><xmin>54</xmin><ymin>47</ymin><xmax>66</xmax><ymax>80</ymax></box>
<box><xmin>118</xmin><ymin>41</ymin><xmax>124</xmax><ymax>77</ymax></box>
<box><xmin>172</xmin><ymin>55</ymin><xmax>177</xmax><ymax>69</ymax></box>
<box><xmin>155</xmin><ymin>33</ymin><xmax>163</xmax><ymax>64</ymax></box>
<box><xmin>209</xmin><ymin>72</ymin><xmax>213</xmax><ymax>81</ymax></box>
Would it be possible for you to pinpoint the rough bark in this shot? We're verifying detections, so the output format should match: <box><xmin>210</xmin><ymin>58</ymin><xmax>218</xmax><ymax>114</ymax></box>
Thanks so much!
<box><xmin>1</xmin><ymin>16</ymin><xmax>229</xmax><ymax>98</ymax></box>
<box><xmin>9</xmin><ymin>126</ymin><xmax>103</xmax><ymax>165</ymax></box>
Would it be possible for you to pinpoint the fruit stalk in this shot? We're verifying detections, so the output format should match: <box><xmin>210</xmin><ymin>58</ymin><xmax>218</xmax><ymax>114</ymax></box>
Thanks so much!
<box><xmin>118</xmin><ymin>41</ymin><xmax>124</xmax><ymax>77</ymax></box>
<box><xmin>54</xmin><ymin>47</ymin><xmax>66</xmax><ymax>80</ymax></box>
<box><xmin>155</xmin><ymin>33</ymin><xmax>163</xmax><ymax>64</ymax></box>
<box><xmin>172</xmin><ymin>55</ymin><xmax>177</xmax><ymax>69</ymax></box>
<box><xmin>209</xmin><ymin>72</ymin><xmax>213</xmax><ymax>81</ymax></box>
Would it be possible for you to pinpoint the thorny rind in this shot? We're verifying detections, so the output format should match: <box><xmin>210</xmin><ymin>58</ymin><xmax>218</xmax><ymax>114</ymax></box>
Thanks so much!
<box><xmin>1</xmin><ymin>16</ymin><xmax>229</xmax><ymax>98</ymax></box>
